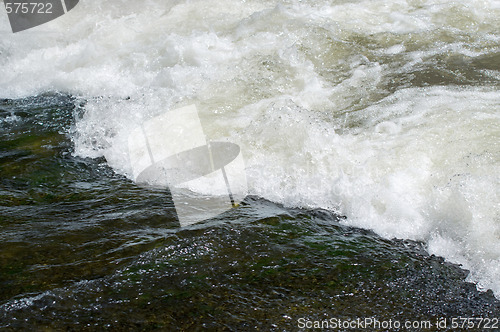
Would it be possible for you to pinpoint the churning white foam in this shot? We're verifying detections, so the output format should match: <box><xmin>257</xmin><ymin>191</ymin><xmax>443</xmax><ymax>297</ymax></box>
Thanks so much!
<box><xmin>241</xmin><ymin>88</ymin><xmax>500</xmax><ymax>295</ymax></box>
<box><xmin>0</xmin><ymin>0</ymin><xmax>499</xmax><ymax>296</ymax></box>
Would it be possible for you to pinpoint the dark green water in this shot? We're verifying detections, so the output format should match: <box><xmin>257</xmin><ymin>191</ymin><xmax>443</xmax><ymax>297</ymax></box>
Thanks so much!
<box><xmin>0</xmin><ymin>95</ymin><xmax>499</xmax><ymax>330</ymax></box>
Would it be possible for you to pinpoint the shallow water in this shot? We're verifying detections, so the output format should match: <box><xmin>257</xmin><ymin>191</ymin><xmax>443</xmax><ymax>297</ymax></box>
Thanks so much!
<box><xmin>0</xmin><ymin>94</ymin><xmax>499</xmax><ymax>330</ymax></box>
<box><xmin>1</xmin><ymin>0</ymin><xmax>500</xmax><ymax>329</ymax></box>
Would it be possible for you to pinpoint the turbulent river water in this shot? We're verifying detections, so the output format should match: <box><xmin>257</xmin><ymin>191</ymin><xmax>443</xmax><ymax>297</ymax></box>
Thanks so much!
<box><xmin>1</xmin><ymin>0</ymin><xmax>499</xmax><ymax>329</ymax></box>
